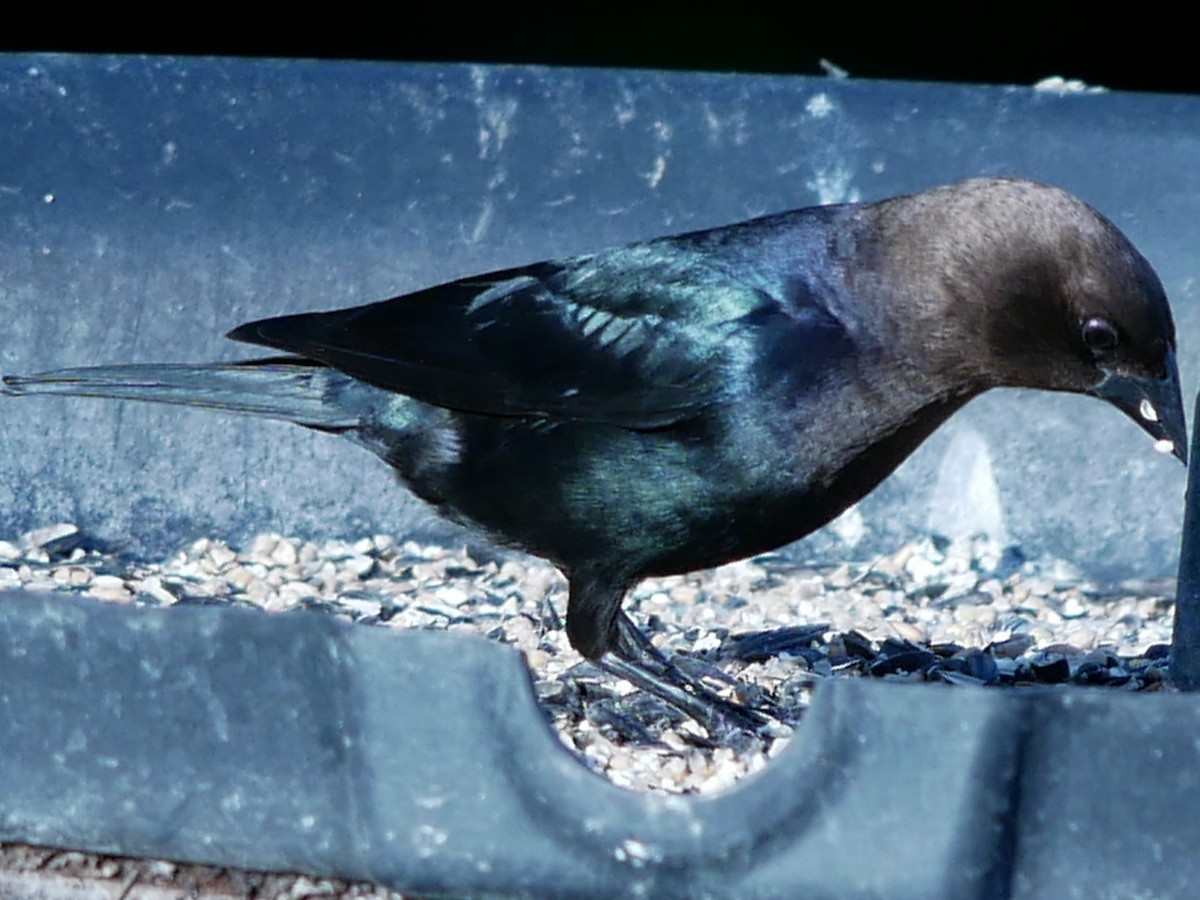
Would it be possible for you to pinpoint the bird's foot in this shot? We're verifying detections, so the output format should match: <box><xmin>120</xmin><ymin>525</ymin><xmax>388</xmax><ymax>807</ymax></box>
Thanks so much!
<box><xmin>600</xmin><ymin>613</ymin><xmax>781</xmax><ymax>736</ymax></box>
<box><xmin>597</xmin><ymin>654</ymin><xmax>772</xmax><ymax>735</ymax></box>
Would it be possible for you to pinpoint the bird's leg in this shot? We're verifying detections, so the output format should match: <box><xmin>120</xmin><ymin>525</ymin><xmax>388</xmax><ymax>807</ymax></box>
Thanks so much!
<box><xmin>565</xmin><ymin>576</ymin><xmax>773</xmax><ymax>732</ymax></box>
<box><xmin>603</xmin><ymin>612</ymin><xmax>774</xmax><ymax>733</ymax></box>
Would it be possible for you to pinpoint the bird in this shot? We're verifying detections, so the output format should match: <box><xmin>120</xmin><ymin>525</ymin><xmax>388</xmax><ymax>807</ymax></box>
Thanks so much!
<box><xmin>4</xmin><ymin>177</ymin><xmax>1187</xmax><ymax>728</ymax></box>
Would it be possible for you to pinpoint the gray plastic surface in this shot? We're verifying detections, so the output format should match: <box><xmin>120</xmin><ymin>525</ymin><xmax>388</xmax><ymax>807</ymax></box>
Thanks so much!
<box><xmin>1171</xmin><ymin>393</ymin><xmax>1200</xmax><ymax>687</ymax></box>
<box><xmin>3</xmin><ymin>54</ymin><xmax>1198</xmax><ymax>898</ymax></box>
<box><xmin>0</xmin><ymin>55</ymin><xmax>1193</xmax><ymax>580</ymax></box>
<box><xmin>1</xmin><ymin>590</ymin><xmax>1198</xmax><ymax>899</ymax></box>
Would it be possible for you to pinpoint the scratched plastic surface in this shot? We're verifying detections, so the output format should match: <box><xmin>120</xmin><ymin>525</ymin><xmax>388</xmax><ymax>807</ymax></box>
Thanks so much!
<box><xmin>2</xmin><ymin>56</ymin><xmax>1199</xmax><ymax>899</ymax></box>
<box><xmin>0</xmin><ymin>590</ymin><xmax>1197</xmax><ymax>899</ymax></box>
<box><xmin>0</xmin><ymin>55</ymin><xmax>1193</xmax><ymax>579</ymax></box>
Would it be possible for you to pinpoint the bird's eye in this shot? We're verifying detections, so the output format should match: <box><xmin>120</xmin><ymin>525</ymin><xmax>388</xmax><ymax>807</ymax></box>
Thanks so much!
<box><xmin>1082</xmin><ymin>317</ymin><xmax>1119</xmax><ymax>353</ymax></box>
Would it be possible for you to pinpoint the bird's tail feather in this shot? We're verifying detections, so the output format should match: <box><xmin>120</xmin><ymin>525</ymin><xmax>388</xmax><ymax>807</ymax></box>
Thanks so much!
<box><xmin>1</xmin><ymin>360</ymin><xmax>360</xmax><ymax>430</ymax></box>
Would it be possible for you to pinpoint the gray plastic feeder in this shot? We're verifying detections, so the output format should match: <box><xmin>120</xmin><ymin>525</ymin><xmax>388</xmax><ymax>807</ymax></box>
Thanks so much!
<box><xmin>0</xmin><ymin>54</ymin><xmax>1192</xmax><ymax>577</ymax></box>
<box><xmin>2</xmin><ymin>55</ymin><xmax>1199</xmax><ymax>899</ymax></box>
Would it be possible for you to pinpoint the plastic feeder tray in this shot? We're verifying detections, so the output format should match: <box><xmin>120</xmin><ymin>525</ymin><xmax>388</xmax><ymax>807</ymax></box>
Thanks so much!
<box><xmin>1</xmin><ymin>55</ymin><xmax>1198</xmax><ymax>898</ymax></box>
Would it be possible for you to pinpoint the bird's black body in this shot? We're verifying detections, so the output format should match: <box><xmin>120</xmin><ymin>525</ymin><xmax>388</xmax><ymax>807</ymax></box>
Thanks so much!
<box><xmin>5</xmin><ymin>178</ymin><xmax>1187</xmax><ymax>666</ymax></box>
<box><xmin>225</xmin><ymin>201</ymin><xmax>974</xmax><ymax>655</ymax></box>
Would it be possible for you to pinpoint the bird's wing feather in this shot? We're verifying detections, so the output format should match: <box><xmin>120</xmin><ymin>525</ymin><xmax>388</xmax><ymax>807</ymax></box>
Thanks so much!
<box><xmin>228</xmin><ymin>243</ymin><xmax>853</xmax><ymax>429</ymax></box>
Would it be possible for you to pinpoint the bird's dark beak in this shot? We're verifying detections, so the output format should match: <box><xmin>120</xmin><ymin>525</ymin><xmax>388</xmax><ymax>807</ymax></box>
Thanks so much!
<box><xmin>1091</xmin><ymin>348</ymin><xmax>1188</xmax><ymax>465</ymax></box>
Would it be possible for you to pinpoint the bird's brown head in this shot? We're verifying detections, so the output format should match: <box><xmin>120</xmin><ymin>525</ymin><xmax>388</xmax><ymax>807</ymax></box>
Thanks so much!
<box><xmin>893</xmin><ymin>178</ymin><xmax>1187</xmax><ymax>464</ymax></box>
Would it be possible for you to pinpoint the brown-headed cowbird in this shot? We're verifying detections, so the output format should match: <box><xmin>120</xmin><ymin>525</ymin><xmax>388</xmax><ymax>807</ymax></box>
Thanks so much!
<box><xmin>3</xmin><ymin>178</ymin><xmax>1187</xmax><ymax>722</ymax></box>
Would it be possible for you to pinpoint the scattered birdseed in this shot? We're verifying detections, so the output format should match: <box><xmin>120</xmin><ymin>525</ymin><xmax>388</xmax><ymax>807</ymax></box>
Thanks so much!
<box><xmin>0</xmin><ymin>841</ymin><xmax>404</xmax><ymax>899</ymax></box>
<box><xmin>0</xmin><ymin>523</ymin><xmax>1179</xmax><ymax>894</ymax></box>
<box><xmin>0</xmin><ymin>523</ymin><xmax>1178</xmax><ymax>792</ymax></box>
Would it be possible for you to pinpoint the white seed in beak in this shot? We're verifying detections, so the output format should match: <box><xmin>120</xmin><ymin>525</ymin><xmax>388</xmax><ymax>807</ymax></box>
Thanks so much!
<box><xmin>1154</xmin><ymin>439</ymin><xmax>1175</xmax><ymax>455</ymax></box>
<box><xmin>1139</xmin><ymin>399</ymin><xmax>1159</xmax><ymax>423</ymax></box>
